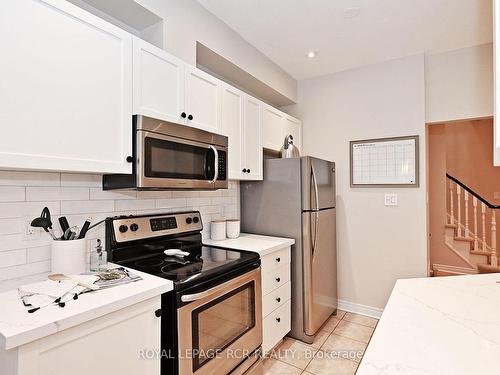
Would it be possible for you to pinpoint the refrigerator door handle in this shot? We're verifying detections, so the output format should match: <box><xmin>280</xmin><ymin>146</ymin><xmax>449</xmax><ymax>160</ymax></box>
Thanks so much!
<box><xmin>311</xmin><ymin>211</ymin><xmax>319</xmax><ymax>257</ymax></box>
<box><xmin>311</xmin><ymin>164</ymin><xmax>319</xmax><ymax>211</ymax></box>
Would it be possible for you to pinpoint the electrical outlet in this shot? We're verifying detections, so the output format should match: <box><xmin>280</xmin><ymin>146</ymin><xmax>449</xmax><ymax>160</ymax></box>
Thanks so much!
<box><xmin>384</xmin><ymin>193</ymin><xmax>398</xmax><ymax>206</ymax></box>
<box><xmin>24</xmin><ymin>219</ymin><xmax>41</xmax><ymax>239</ymax></box>
<box><xmin>25</xmin><ymin>219</ymin><xmax>35</xmax><ymax>236</ymax></box>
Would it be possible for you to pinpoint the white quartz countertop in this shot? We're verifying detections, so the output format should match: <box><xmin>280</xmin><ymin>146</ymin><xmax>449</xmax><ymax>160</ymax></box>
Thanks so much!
<box><xmin>357</xmin><ymin>273</ymin><xmax>500</xmax><ymax>375</ymax></box>
<box><xmin>203</xmin><ymin>233</ymin><xmax>295</xmax><ymax>257</ymax></box>
<box><xmin>0</xmin><ymin>266</ymin><xmax>173</xmax><ymax>350</ymax></box>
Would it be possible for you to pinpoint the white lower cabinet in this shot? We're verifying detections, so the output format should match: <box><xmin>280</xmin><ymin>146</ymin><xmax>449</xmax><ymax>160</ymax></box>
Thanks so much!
<box><xmin>1</xmin><ymin>297</ymin><xmax>161</xmax><ymax>375</ymax></box>
<box><xmin>0</xmin><ymin>0</ymin><xmax>133</xmax><ymax>174</ymax></box>
<box><xmin>260</xmin><ymin>246</ymin><xmax>292</xmax><ymax>353</ymax></box>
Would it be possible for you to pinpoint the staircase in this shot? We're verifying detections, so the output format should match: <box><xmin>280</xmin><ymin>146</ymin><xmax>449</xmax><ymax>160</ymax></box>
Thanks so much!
<box><xmin>432</xmin><ymin>174</ymin><xmax>499</xmax><ymax>276</ymax></box>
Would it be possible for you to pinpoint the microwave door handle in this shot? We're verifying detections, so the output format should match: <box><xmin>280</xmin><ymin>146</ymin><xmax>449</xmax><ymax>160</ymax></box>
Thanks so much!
<box><xmin>208</xmin><ymin>145</ymin><xmax>219</xmax><ymax>184</ymax></box>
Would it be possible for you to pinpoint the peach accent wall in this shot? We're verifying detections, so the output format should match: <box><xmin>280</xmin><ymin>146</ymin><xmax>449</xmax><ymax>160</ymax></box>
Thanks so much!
<box><xmin>428</xmin><ymin>118</ymin><xmax>500</xmax><ymax>271</ymax></box>
<box><xmin>445</xmin><ymin>118</ymin><xmax>500</xmax><ymax>205</ymax></box>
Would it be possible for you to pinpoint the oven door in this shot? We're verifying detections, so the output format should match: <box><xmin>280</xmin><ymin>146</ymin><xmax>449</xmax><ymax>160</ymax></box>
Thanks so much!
<box><xmin>177</xmin><ymin>268</ymin><xmax>262</xmax><ymax>375</ymax></box>
<box><xmin>137</xmin><ymin>130</ymin><xmax>228</xmax><ymax>189</ymax></box>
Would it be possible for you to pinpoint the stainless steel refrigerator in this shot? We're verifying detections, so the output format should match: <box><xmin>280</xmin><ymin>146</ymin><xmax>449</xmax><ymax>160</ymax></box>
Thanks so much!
<box><xmin>241</xmin><ymin>156</ymin><xmax>337</xmax><ymax>344</ymax></box>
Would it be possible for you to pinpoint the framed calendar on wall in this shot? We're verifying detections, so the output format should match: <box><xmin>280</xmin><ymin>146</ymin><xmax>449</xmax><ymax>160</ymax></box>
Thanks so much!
<box><xmin>350</xmin><ymin>135</ymin><xmax>419</xmax><ymax>188</ymax></box>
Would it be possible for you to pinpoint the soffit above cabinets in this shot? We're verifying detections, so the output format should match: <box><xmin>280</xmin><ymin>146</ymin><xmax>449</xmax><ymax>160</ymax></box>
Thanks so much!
<box><xmin>197</xmin><ymin>0</ymin><xmax>493</xmax><ymax>80</ymax></box>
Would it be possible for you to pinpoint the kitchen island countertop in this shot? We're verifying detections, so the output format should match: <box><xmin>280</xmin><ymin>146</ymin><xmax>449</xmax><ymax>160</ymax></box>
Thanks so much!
<box><xmin>357</xmin><ymin>273</ymin><xmax>500</xmax><ymax>375</ymax></box>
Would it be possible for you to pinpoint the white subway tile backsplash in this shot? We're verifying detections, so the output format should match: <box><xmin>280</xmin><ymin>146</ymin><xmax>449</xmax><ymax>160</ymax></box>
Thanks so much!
<box><xmin>0</xmin><ymin>186</ymin><xmax>25</xmax><ymax>202</ymax></box>
<box><xmin>61</xmin><ymin>173</ymin><xmax>101</xmax><ymax>187</ymax></box>
<box><xmin>0</xmin><ymin>249</ymin><xmax>27</xmax><ymax>268</ymax></box>
<box><xmin>61</xmin><ymin>200</ymin><xmax>115</xmax><ymax>215</ymax></box>
<box><xmin>89</xmin><ymin>188</ymin><xmax>136</xmax><ymax>200</ymax></box>
<box><xmin>0</xmin><ymin>218</ymin><xmax>22</xmax><ymax>235</ymax></box>
<box><xmin>156</xmin><ymin>198</ymin><xmax>187</xmax><ymax>209</ymax></box>
<box><xmin>26</xmin><ymin>187</ymin><xmax>89</xmax><ymax>201</ymax></box>
<box><xmin>0</xmin><ymin>171</ymin><xmax>239</xmax><ymax>289</ymax></box>
<box><xmin>0</xmin><ymin>201</ymin><xmax>60</xmax><ymax>219</ymax></box>
<box><xmin>0</xmin><ymin>171</ymin><xmax>60</xmax><ymax>186</ymax></box>
<box><xmin>115</xmin><ymin>199</ymin><xmax>155</xmax><ymax>211</ymax></box>
<box><xmin>27</xmin><ymin>246</ymin><xmax>51</xmax><ymax>263</ymax></box>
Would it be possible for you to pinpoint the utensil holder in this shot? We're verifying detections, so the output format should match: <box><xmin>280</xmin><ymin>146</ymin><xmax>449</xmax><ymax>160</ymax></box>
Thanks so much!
<box><xmin>51</xmin><ymin>239</ymin><xmax>87</xmax><ymax>275</ymax></box>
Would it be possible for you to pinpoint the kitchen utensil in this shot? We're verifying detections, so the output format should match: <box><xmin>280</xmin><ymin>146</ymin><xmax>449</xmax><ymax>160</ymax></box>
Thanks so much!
<box><xmin>210</xmin><ymin>220</ymin><xmax>226</xmax><ymax>241</ymax></box>
<box><xmin>78</xmin><ymin>220</ymin><xmax>91</xmax><ymax>239</ymax></box>
<box><xmin>31</xmin><ymin>207</ymin><xmax>57</xmax><ymax>240</ymax></box>
<box><xmin>280</xmin><ymin>134</ymin><xmax>300</xmax><ymax>158</ymax></box>
<box><xmin>58</xmin><ymin>217</ymin><xmax>70</xmax><ymax>236</ymax></box>
<box><xmin>226</xmin><ymin>219</ymin><xmax>241</xmax><ymax>239</ymax></box>
<box><xmin>48</xmin><ymin>274</ymin><xmax>100</xmax><ymax>291</ymax></box>
<box><xmin>164</xmin><ymin>249</ymin><xmax>190</xmax><ymax>257</ymax></box>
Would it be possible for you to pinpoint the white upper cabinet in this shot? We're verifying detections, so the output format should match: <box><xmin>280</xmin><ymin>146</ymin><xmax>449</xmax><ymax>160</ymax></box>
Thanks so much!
<box><xmin>263</xmin><ymin>105</ymin><xmax>286</xmax><ymax>151</ymax></box>
<box><xmin>220</xmin><ymin>85</ymin><xmax>263</xmax><ymax>180</ymax></box>
<box><xmin>221</xmin><ymin>84</ymin><xmax>244</xmax><ymax>178</ymax></box>
<box><xmin>184</xmin><ymin>66</ymin><xmax>221</xmax><ymax>133</ymax></box>
<box><xmin>0</xmin><ymin>0</ymin><xmax>133</xmax><ymax>174</ymax></box>
<box><xmin>284</xmin><ymin>115</ymin><xmax>302</xmax><ymax>152</ymax></box>
<box><xmin>243</xmin><ymin>96</ymin><xmax>263</xmax><ymax>180</ymax></box>
<box><xmin>133</xmin><ymin>37</ymin><xmax>185</xmax><ymax>124</ymax></box>
<box><xmin>262</xmin><ymin>105</ymin><xmax>302</xmax><ymax>153</ymax></box>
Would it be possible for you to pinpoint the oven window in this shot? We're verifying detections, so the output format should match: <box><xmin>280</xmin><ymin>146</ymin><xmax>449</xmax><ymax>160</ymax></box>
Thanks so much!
<box><xmin>192</xmin><ymin>282</ymin><xmax>255</xmax><ymax>371</ymax></box>
<box><xmin>144</xmin><ymin>137</ymin><xmax>215</xmax><ymax>180</ymax></box>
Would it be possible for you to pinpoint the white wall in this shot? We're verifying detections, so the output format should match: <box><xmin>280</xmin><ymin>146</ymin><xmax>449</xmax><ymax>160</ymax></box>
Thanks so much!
<box><xmin>0</xmin><ymin>171</ymin><xmax>239</xmax><ymax>292</ymax></box>
<box><xmin>425</xmin><ymin>43</ymin><xmax>493</xmax><ymax>123</ymax></box>
<box><xmin>135</xmin><ymin>0</ymin><xmax>297</xmax><ymax>103</ymax></box>
<box><xmin>284</xmin><ymin>55</ymin><xmax>427</xmax><ymax>310</ymax></box>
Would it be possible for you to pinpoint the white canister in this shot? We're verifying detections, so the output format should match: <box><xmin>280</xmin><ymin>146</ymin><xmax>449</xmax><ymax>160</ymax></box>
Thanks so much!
<box><xmin>226</xmin><ymin>219</ymin><xmax>241</xmax><ymax>239</ymax></box>
<box><xmin>51</xmin><ymin>239</ymin><xmax>87</xmax><ymax>275</ymax></box>
<box><xmin>210</xmin><ymin>220</ymin><xmax>226</xmax><ymax>241</ymax></box>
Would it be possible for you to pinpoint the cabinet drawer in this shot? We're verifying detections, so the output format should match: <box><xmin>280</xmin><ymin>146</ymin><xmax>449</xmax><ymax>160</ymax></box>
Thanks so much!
<box><xmin>263</xmin><ymin>300</ymin><xmax>291</xmax><ymax>353</ymax></box>
<box><xmin>263</xmin><ymin>281</ymin><xmax>291</xmax><ymax>317</ymax></box>
<box><xmin>261</xmin><ymin>247</ymin><xmax>291</xmax><ymax>271</ymax></box>
<box><xmin>262</xmin><ymin>264</ymin><xmax>290</xmax><ymax>295</ymax></box>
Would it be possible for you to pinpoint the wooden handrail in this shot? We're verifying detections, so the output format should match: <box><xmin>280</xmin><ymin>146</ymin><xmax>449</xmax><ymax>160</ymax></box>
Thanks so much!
<box><xmin>446</xmin><ymin>174</ymin><xmax>500</xmax><ymax>209</ymax></box>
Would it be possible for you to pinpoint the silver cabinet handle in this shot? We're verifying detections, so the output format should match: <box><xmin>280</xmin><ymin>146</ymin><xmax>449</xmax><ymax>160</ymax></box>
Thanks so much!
<box><xmin>209</xmin><ymin>145</ymin><xmax>219</xmax><ymax>184</ymax></box>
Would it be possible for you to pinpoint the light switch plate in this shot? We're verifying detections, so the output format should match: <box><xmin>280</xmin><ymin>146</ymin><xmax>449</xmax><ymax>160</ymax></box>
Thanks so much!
<box><xmin>385</xmin><ymin>193</ymin><xmax>398</xmax><ymax>206</ymax></box>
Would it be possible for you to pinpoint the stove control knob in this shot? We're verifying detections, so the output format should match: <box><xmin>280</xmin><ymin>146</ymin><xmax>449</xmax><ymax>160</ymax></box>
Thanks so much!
<box><xmin>119</xmin><ymin>224</ymin><xmax>128</xmax><ymax>233</ymax></box>
<box><xmin>193</xmin><ymin>217</ymin><xmax>200</xmax><ymax>224</ymax></box>
<box><xmin>130</xmin><ymin>223</ymin><xmax>139</xmax><ymax>232</ymax></box>
<box><xmin>186</xmin><ymin>217</ymin><xmax>193</xmax><ymax>224</ymax></box>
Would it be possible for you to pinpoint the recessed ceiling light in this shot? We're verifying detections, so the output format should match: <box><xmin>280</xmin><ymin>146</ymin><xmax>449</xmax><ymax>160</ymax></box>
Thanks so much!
<box><xmin>306</xmin><ymin>51</ymin><xmax>317</xmax><ymax>59</ymax></box>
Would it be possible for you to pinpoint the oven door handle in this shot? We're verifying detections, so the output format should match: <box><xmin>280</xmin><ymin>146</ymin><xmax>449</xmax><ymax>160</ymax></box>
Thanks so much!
<box><xmin>181</xmin><ymin>282</ymin><xmax>229</xmax><ymax>302</ymax></box>
<box><xmin>208</xmin><ymin>145</ymin><xmax>219</xmax><ymax>184</ymax></box>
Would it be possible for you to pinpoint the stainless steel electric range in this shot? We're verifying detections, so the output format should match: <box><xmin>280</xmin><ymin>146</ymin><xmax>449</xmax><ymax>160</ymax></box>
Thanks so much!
<box><xmin>105</xmin><ymin>211</ymin><xmax>263</xmax><ymax>375</ymax></box>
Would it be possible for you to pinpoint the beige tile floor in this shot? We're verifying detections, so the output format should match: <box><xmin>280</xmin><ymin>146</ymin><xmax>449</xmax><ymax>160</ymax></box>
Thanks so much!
<box><xmin>263</xmin><ymin>311</ymin><xmax>378</xmax><ymax>375</ymax></box>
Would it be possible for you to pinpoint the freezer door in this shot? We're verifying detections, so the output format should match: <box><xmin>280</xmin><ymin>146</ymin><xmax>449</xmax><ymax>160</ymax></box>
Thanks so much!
<box><xmin>302</xmin><ymin>208</ymin><xmax>337</xmax><ymax>336</ymax></box>
<box><xmin>301</xmin><ymin>157</ymin><xmax>336</xmax><ymax>211</ymax></box>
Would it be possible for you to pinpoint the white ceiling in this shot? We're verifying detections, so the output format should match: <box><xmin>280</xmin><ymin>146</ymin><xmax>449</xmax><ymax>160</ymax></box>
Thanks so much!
<box><xmin>197</xmin><ymin>0</ymin><xmax>493</xmax><ymax>80</ymax></box>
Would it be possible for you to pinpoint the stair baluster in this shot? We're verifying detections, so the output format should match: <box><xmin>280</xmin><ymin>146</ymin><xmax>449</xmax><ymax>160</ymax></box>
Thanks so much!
<box><xmin>464</xmin><ymin>190</ymin><xmax>470</xmax><ymax>238</ymax></box>
<box><xmin>482</xmin><ymin>203</ymin><xmax>487</xmax><ymax>252</ymax></box>
<box><xmin>492</xmin><ymin>211</ymin><xmax>497</xmax><ymax>266</ymax></box>
<box><xmin>473</xmin><ymin>197</ymin><xmax>478</xmax><ymax>251</ymax></box>
<box><xmin>449</xmin><ymin>180</ymin><xmax>455</xmax><ymax>225</ymax></box>
<box><xmin>456</xmin><ymin>185</ymin><xmax>462</xmax><ymax>237</ymax></box>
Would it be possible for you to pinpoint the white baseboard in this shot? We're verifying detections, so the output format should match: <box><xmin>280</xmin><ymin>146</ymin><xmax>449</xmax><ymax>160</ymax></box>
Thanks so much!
<box><xmin>337</xmin><ymin>299</ymin><xmax>384</xmax><ymax>319</ymax></box>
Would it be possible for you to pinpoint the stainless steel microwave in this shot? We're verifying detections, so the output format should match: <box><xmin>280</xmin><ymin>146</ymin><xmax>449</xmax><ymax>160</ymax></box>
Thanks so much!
<box><xmin>103</xmin><ymin>116</ymin><xmax>228</xmax><ymax>190</ymax></box>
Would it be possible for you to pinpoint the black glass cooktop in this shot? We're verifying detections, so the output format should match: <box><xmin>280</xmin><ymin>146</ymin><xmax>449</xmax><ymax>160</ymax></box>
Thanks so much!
<box><xmin>115</xmin><ymin>244</ymin><xmax>259</xmax><ymax>290</ymax></box>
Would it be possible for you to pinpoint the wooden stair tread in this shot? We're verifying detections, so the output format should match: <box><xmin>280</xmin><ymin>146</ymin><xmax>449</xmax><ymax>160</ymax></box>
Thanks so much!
<box><xmin>445</xmin><ymin>224</ymin><xmax>457</xmax><ymax>229</ymax></box>
<box><xmin>477</xmin><ymin>264</ymin><xmax>500</xmax><ymax>273</ymax></box>
<box><xmin>454</xmin><ymin>236</ymin><xmax>473</xmax><ymax>242</ymax></box>
<box><xmin>470</xmin><ymin>250</ymin><xmax>490</xmax><ymax>256</ymax></box>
